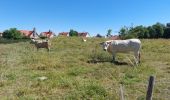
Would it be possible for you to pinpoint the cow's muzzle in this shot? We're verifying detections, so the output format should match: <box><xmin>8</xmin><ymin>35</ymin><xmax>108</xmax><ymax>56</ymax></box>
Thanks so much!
<box><xmin>103</xmin><ymin>49</ymin><xmax>107</xmax><ymax>51</ymax></box>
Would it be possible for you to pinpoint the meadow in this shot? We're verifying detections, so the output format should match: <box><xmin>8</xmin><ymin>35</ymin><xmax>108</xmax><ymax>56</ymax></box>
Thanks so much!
<box><xmin>0</xmin><ymin>37</ymin><xmax>170</xmax><ymax>100</ymax></box>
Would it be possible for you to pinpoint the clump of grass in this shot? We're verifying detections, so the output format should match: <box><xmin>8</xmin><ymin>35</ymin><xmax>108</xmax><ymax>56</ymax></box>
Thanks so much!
<box><xmin>83</xmin><ymin>82</ymin><xmax>107</xmax><ymax>97</ymax></box>
<box><xmin>65</xmin><ymin>81</ymin><xmax>108</xmax><ymax>99</ymax></box>
<box><xmin>67</xmin><ymin>66</ymin><xmax>89</xmax><ymax>76</ymax></box>
<box><xmin>88</xmin><ymin>45</ymin><xmax>112</xmax><ymax>63</ymax></box>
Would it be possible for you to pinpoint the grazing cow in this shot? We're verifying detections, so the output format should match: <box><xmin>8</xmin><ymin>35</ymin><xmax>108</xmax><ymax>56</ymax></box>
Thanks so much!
<box><xmin>100</xmin><ymin>39</ymin><xmax>141</xmax><ymax>63</ymax></box>
<box><xmin>30</xmin><ymin>38</ymin><xmax>51</xmax><ymax>51</ymax></box>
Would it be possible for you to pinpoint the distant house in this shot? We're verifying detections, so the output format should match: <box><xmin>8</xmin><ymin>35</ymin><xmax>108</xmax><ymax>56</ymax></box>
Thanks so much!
<box><xmin>19</xmin><ymin>28</ymin><xmax>39</xmax><ymax>39</ymax></box>
<box><xmin>78</xmin><ymin>32</ymin><xmax>89</xmax><ymax>37</ymax></box>
<box><xmin>0</xmin><ymin>32</ymin><xmax>3</xmax><ymax>37</ymax></box>
<box><xmin>19</xmin><ymin>30</ymin><xmax>34</xmax><ymax>38</ymax></box>
<box><xmin>109</xmin><ymin>35</ymin><xmax>120</xmax><ymax>40</ymax></box>
<box><xmin>96</xmin><ymin>34</ymin><xmax>103</xmax><ymax>38</ymax></box>
<box><xmin>58</xmin><ymin>32</ymin><xmax>69</xmax><ymax>36</ymax></box>
<box><xmin>40</xmin><ymin>30</ymin><xmax>55</xmax><ymax>38</ymax></box>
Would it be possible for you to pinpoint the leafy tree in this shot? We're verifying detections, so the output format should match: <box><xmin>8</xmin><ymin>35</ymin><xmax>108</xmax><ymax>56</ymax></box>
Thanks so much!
<box><xmin>131</xmin><ymin>25</ymin><xmax>150</xmax><ymax>38</ymax></box>
<box><xmin>147</xmin><ymin>26</ymin><xmax>156</xmax><ymax>38</ymax></box>
<box><xmin>3</xmin><ymin>28</ymin><xmax>23</xmax><ymax>39</ymax></box>
<box><xmin>163</xmin><ymin>28</ymin><xmax>170</xmax><ymax>38</ymax></box>
<box><xmin>129</xmin><ymin>25</ymin><xmax>144</xmax><ymax>38</ymax></box>
<box><xmin>118</xmin><ymin>22</ymin><xmax>169</xmax><ymax>39</ymax></box>
<box><xmin>69</xmin><ymin>29</ymin><xmax>78</xmax><ymax>36</ymax></box>
<box><xmin>119</xmin><ymin>27</ymin><xmax>129</xmax><ymax>39</ymax></box>
<box><xmin>143</xmin><ymin>28</ymin><xmax>150</xmax><ymax>38</ymax></box>
<box><xmin>152</xmin><ymin>23</ymin><xmax>165</xmax><ymax>38</ymax></box>
<box><xmin>106</xmin><ymin>29</ymin><xmax>112</xmax><ymax>37</ymax></box>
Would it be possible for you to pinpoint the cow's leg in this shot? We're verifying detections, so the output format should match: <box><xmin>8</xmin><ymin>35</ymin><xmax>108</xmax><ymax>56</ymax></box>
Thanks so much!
<box><xmin>47</xmin><ymin>47</ymin><xmax>50</xmax><ymax>52</ymax></box>
<box><xmin>134</xmin><ymin>51</ymin><xmax>140</xmax><ymax>64</ymax></box>
<box><xmin>112</xmin><ymin>53</ymin><xmax>116</xmax><ymax>63</ymax></box>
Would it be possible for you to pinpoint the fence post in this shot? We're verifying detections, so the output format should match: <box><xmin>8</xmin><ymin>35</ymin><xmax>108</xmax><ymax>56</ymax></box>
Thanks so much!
<box><xmin>146</xmin><ymin>76</ymin><xmax>155</xmax><ymax>100</ymax></box>
<box><xmin>120</xmin><ymin>84</ymin><xmax>125</xmax><ymax>100</ymax></box>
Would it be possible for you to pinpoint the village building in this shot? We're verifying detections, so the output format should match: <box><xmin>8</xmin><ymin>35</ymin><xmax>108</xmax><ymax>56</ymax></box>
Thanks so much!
<box><xmin>109</xmin><ymin>35</ymin><xmax>120</xmax><ymax>40</ymax></box>
<box><xmin>78</xmin><ymin>32</ymin><xmax>89</xmax><ymax>37</ymax></box>
<box><xmin>40</xmin><ymin>30</ymin><xmax>55</xmax><ymax>38</ymax></box>
<box><xmin>58</xmin><ymin>32</ymin><xmax>69</xmax><ymax>36</ymax></box>
<box><xmin>0</xmin><ymin>32</ymin><xmax>3</xmax><ymax>37</ymax></box>
<box><xmin>19</xmin><ymin>28</ymin><xmax>39</xmax><ymax>39</ymax></box>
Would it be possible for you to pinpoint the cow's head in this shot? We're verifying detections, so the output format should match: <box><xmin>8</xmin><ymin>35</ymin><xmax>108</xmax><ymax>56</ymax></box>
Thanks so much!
<box><xmin>100</xmin><ymin>41</ymin><xmax>111</xmax><ymax>51</ymax></box>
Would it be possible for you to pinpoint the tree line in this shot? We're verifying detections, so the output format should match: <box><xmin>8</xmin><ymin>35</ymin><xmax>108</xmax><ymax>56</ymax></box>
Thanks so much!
<box><xmin>119</xmin><ymin>22</ymin><xmax>170</xmax><ymax>39</ymax></box>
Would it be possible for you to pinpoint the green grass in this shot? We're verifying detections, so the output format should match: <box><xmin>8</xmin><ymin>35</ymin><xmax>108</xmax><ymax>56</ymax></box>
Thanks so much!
<box><xmin>0</xmin><ymin>37</ymin><xmax>170</xmax><ymax>100</ymax></box>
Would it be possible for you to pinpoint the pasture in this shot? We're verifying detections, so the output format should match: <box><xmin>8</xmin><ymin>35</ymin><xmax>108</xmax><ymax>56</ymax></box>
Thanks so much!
<box><xmin>0</xmin><ymin>37</ymin><xmax>170</xmax><ymax>100</ymax></box>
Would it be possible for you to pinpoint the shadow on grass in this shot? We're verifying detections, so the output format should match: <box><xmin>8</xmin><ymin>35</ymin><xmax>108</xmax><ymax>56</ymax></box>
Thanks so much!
<box><xmin>87</xmin><ymin>60</ymin><xmax>128</xmax><ymax>65</ymax></box>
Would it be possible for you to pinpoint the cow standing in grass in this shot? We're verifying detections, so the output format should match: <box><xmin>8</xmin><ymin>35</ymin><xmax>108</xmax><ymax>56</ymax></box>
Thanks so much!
<box><xmin>100</xmin><ymin>39</ymin><xmax>141</xmax><ymax>64</ymax></box>
<box><xmin>30</xmin><ymin>38</ymin><xmax>51</xmax><ymax>51</ymax></box>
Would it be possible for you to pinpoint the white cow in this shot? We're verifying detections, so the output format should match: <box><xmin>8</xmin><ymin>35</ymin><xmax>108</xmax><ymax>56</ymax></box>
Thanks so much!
<box><xmin>100</xmin><ymin>39</ymin><xmax>141</xmax><ymax>63</ymax></box>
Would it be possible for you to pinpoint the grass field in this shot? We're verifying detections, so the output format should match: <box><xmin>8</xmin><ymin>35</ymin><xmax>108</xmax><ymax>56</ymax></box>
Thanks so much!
<box><xmin>0</xmin><ymin>37</ymin><xmax>170</xmax><ymax>100</ymax></box>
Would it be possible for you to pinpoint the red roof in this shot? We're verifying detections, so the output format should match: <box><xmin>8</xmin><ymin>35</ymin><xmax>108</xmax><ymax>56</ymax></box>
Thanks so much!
<box><xmin>59</xmin><ymin>32</ymin><xmax>69</xmax><ymax>36</ymax></box>
<box><xmin>19</xmin><ymin>30</ymin><xmax>33</xmax><ymax>37</ymax></box>
<box><xmin>78</xmin><ymin>32</ymin><xmax>88</xmax><ymax>37</ymax></box>
<box><xmin>109</xmin><ymin>35</ymin><xmax>120</xmax><ymax>40</ymax></box>
<box><xmin>41</xmin><ymin>31</ymin><xmax>53</xmax><ymax>38</ymax></box>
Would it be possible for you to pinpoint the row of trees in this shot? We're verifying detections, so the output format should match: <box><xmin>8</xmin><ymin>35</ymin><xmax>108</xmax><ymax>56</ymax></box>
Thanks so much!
<box><xmin>119</xmin><ymin>22</ymin><xmax>170</xmax><ymax>39</ymax></box>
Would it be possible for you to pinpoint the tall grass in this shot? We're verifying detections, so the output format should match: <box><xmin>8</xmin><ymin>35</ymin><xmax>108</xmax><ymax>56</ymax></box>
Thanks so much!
<box><xmin>0</xmin><ymin>37</ymin><xmax>170</xmax><ymax>99</ymax></box>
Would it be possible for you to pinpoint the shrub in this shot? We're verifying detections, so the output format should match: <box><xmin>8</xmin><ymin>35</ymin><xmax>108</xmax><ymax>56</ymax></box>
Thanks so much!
<box><xmin>69</xmin><ymin>29</ymin><xmax>78</xmax><ymax>36</ymax></box>
<box><xmin>3</xmin><ymin>28</ymin><xmax>23</xmax><ymax>39</ymax></box>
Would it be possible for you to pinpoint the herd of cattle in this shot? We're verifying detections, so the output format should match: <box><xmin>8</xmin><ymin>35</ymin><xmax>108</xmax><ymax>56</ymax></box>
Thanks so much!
<box><xmin>30</xmin><ymin>38</ymin><xmax>141</xmax><ymax>64</ymax></box>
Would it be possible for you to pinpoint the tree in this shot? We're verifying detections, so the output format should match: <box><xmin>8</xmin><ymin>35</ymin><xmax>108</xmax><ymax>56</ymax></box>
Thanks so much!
<box><xmin>163</xmin><ymin>28</ymin><xmax>170</xmax><ymax>38</ymax></box>
<box><xmin>130</xmin><ymin>25</ymin><xmax>150</xmax><ymax>38</ymax></box>
<box><xmin>152</xmin><ymin>23</ymin><xmax>165</xmax><ymax>38</ymax></box>
<box><xmin>119</xmin><ymin>27</ymin><xmax>129</xmax><ymax>39</ymax></box>
<box><xmin>3</xmin><ymin>28</ymin><xmax>23</xmax><ymax>39</ymax></box>
<box><xmin>69</xmin><ymin>29</ymin><xmax>78</xmax><ymax>36</ymax></box>
<box><xmin>106</xmin><ymin>29</ymin><xmax>112</xmax><ymax>37</ymax></box>
<box><xmin>129</xmin><ymin>25</ymin><xmax>144</xmax><ymax>38</ymax></box>
<box><xmin>143</xmin><ymin>28</ymin><xmax>150</xmax><ymax>38</ymax></box>
<box><xmin>147</xmin><ymin>26</ymin><xmax>156</xmax><ymax>38</ymax></box>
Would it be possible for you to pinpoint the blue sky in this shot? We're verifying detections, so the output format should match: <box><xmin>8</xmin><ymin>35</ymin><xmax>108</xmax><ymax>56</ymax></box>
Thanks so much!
<box><xmin>0</xmin><ymin>0</ymin><xmax>170</xmax><ymax>36</ymax></box>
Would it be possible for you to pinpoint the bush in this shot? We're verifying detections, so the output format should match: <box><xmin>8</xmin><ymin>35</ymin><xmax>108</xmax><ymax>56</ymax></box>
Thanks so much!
<box><xmin>3</xmin><ymin>28</ymin><xmax>23</xmax><ymax>39</ymax></box>
<box><xmin>69</xmin><ymin>29</ymin><xmax>78</xmax><ymax>36</ymax></box>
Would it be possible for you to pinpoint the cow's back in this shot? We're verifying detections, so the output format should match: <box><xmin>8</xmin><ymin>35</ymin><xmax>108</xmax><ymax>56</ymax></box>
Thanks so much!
<box><xmin>128</xmin><ymin>39</ymin><xmax>141</xmax><ymax>51</ymax></box>
<box><xmin>111</xmin><ymin>39</ymin><xmax>141</xmax><ymax>53</ymax></box>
